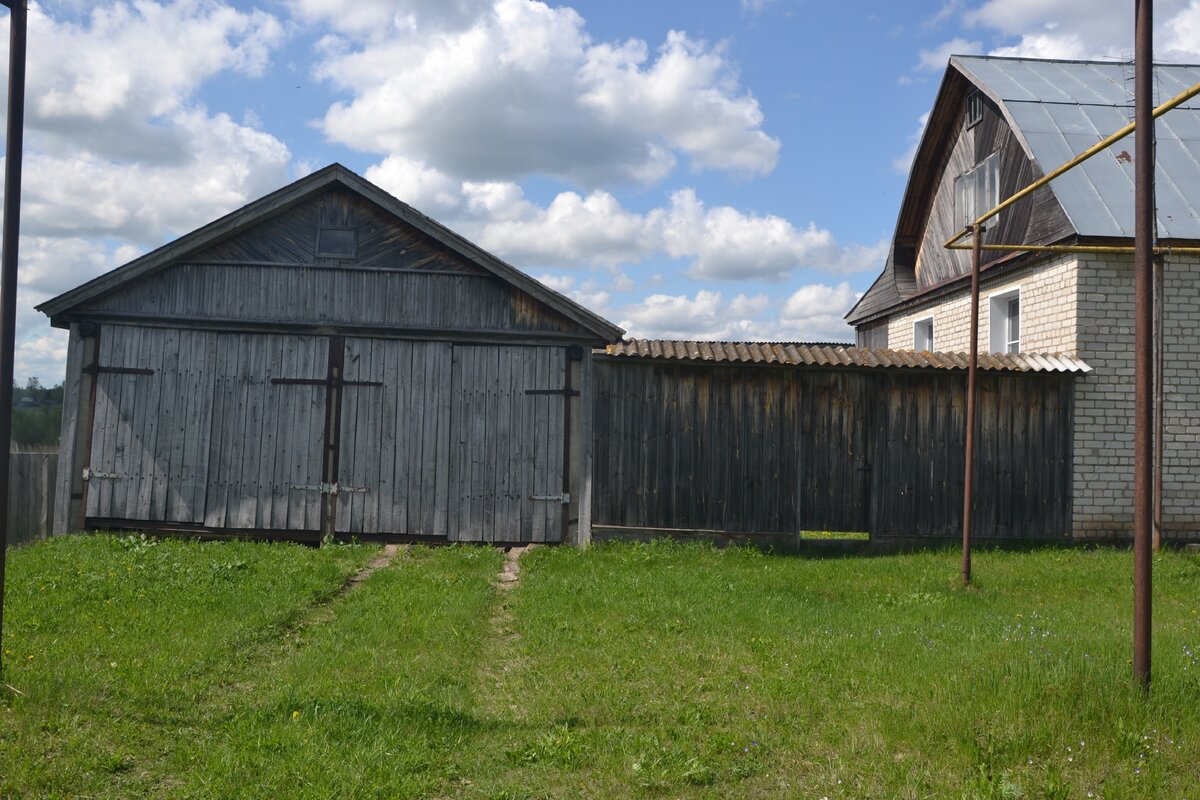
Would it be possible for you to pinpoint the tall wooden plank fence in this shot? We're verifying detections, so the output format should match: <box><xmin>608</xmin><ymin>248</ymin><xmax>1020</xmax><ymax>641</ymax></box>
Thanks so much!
<box><xmin>7</xmin><ymin>450</ymin><xmax>58</xmax><ymax>547</ymax></box>
<box><xmin>591</xmin><ymin>358</ymin><xmax>1074</xmax><ymax>542</ymax></box>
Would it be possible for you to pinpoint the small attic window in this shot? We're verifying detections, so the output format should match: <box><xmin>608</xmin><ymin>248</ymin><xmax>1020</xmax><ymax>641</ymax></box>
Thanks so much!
<box><xmin>965</xmin><ymin>90</ymin><xmax>984</xmax><ymax>129</ymax></box>
<box><xmin>316</xmin><ymin>226</ymin><xmax>357</xmax><ymax>259</ymax></box>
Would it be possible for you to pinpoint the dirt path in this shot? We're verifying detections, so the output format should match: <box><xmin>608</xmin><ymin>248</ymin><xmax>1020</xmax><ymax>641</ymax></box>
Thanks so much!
<box><xmin>473</xmin><ymin>545</ymin><xmax>537</xmax><ymax>720</ymax></box>
<box><xmin>341</xmin><ymin>543</ymin><xmax>406</xmax><ymax>595</ymax></box>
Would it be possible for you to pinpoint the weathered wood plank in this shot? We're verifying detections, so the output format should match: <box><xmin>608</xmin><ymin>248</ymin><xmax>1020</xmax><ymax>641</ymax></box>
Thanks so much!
<box><xmin>53</xmin><ymin>324</ymin><xmax>85</xmax><ymax>534</ymax></box>
<box><xmin>432</xmin><ymin>342</ymin><xmax>452</xmax><ymax>538</ymax></box>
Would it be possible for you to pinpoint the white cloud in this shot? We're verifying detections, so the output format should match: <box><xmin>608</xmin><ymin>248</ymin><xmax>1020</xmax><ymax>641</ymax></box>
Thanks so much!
<box><xmin>16</xmin><ymin>327</ymin><xmax>70</xmax><ymax>388</ymax></box>
<box><xmin>962</xmin><ymin>0</ymin><xmax>1200</xmax><ymax>62</ymax></box>
<box><xmin>617</xmin><ymin>282</ymin><xmax>860</xmax><ymax>342</ymax></box>
<box><xmin>314</xmin><ymin>0</ymin><xmax>780</xmax><ymax>186</ymax></box>
<box><xmin>892</xmin><ymin>111</ymin><xmax>931</xmax><ymax>174</ymax></box>
<box><xmin>365</xmin><ymin>160</ymin><xmax>884</xmax><ymax>280</ymax></box>
<box><xmin>478</xmin><ymin>190</ymin><xmax>658</xmax><ymax>268</ymax></box>
<box><xmin>657</xmin><ymin>190</ymin><xmax>885</xmax><ymax>280</ymax></box>
<box><xmin>916</xmin><ymin>37</ymin><xmax>984</xmax><ymax>71</ymax></box>
<box><xmin>21</xmin><ymin>110</ymin><xmax>291</xmax><ymax>245</ymax></box>
<box><xmin>365</xmin><ymin>154</ymin><xmax>469</xmax><ymax>218</ymax></box>
<box><xmin>290</xmin><ymin>0</ymin><xmax>491</xmax><ymax>38</ymax></box>
<box><xmin>740</xmin><ymin>0</ymin><xmax>776</xmax><ymax>13</ymax></box>
<box><xmin>0</xmin><ymin>2</ymin><xmax>293</xmax><ymax>383</ymax></box>
<box><xmin>16</xmin><ymin>2</ymin><xmax>284</xmax><ymax>160</ymax></box>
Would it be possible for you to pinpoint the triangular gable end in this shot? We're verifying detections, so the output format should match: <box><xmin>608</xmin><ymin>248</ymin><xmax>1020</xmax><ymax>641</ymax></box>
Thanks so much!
<box><xmin>38</xmin><ymin>164</ymin><xmax>624</xmax><ymax>344</ymax></box>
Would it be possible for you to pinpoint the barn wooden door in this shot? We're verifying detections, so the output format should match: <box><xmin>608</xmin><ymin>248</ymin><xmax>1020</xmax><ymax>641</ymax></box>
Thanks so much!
<box><xmin>84</xmin><ymin>325</ymin><xmax>328</xmax><ymax>532</ymax></box>
<box><xmin>334</xmin><ymin>337</ymin><xmax>452</xmax><ymax>536</ymax></box>
<box><xmin>85</xmin><ymin>324</ymin><xmax>175</xmax><ymax>523</ymax></box>
<box><xmin>206</xmin><ymin>332</ymin><xmax>328</xmax><ymax>532</ymax></box>
<box><xmin>447</xmin><ymin>344</ymin><xmax>568</xmax><ymax>543</ymax></box>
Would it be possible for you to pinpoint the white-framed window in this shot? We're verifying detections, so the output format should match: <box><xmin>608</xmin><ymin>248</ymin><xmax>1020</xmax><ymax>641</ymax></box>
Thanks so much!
<box><xmin>955</xmin><ymin>151</ymin><xmax>1001</xmax><ymax>228</ymax></box>
<box><xmin>965</xmin><ymin>90</ymin><xmax>984</xmax><ymax>129</ymax></box>
<box><xmin>989</xmin><ymin>288</ymin><xmax>1021</xmax><ymax>354</ymax></box>
<box><xmin>913</xmin><ymin>316</ymin><xmax>934</xmax><ymax>351</ymax></box>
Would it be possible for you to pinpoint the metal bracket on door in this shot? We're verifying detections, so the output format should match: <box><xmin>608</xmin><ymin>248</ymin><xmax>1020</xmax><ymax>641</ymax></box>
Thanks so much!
<box><xmin>530</xmin><ymin>493</ymin><xmax>571</xmax><ymax>504</ymax></box>
<box><xmin>290</xmin><ymin>482</ymin><xmax>370</xmax><ymax>495</ymax></box>
<box><xmin>82</xmin><ymin>467</ymin><xmax>122</xmax><ymax>480</ymax></box>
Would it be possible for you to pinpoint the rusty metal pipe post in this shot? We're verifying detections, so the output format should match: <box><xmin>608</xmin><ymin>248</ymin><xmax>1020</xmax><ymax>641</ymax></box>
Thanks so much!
<box><xmin>1133</xmin><ymin>0</ymin><xmax>1155</xmax><ymax>691</ymax></box>
<box><xmin>0</xmin><ymin>0</ymin><xmax>28</xmax><ymax>681</ymax></box>
<box><xmin>962</xmin><ymin>222</ymin><xmax>982</xmax><ymax>587</ymax></box>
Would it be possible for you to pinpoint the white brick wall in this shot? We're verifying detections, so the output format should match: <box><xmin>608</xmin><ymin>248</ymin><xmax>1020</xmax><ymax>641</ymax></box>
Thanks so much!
<box><xmin>1073</xmin><ymin>252</ymin><xmax>1200</xmax><ymax>541</ymax></box>
<box><xmin>884</xmin><ymin>253</ymin><xmax>1078</xmax><ymax>354</ymax></box>
<box><xmin>871</xmin><ymin>251</ymin><xmax>1200</xmax><ymax>540</ymax></box>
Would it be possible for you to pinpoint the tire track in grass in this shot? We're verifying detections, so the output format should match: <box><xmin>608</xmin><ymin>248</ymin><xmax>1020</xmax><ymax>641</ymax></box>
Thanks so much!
<box><xmin>139</xmin><ymin>544</ymin><xmax>410</xmax><ymax>794</ymax></box>
<box><xmin>475</xmin><ymin>545</ymin><xmax>537</xmax><ymax>721</ymax></box>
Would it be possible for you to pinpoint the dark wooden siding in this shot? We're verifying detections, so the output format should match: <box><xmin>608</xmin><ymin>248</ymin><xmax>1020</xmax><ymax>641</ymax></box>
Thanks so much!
<box><xmin>856</xmin><ymin>320</ymin><xmax>888</xmax><ymax>349</ymax></box>
<box><xmin>85</xmin><ymin>325</ymin><xmax>327</xmax><ymax>531</ymax></box>
<box><xmin>592</xmin><ymin>361</ymin><xmax>872</xmax><ymax>534</ymax></box>
<box><xmin>81</xmin><ymin>324</ymin><xmax>571</xmax><ymax>543</ymax></box>
<box><xmin>911</xmin><ymin>94</ymin><xmax>1073</xmax><ymax>290</ymax></box>
<box><xmin>72</xmin><ymin>188</ymin><xmax>584</xmax><ymax>338</ymax></box>
<box><xmin>593</xmin><ymin>358</ymin><xmax>1074</xmax><ymax>540</ymax></box>
<box><xmin>194</xmin><ymin>187</ymin><xmax>489</xmax><ymax>270</ymax></box>
<box><xmin>82</xmin><ymin>264</ymin><xmax>580</xmax><ymax>335</ymax></box>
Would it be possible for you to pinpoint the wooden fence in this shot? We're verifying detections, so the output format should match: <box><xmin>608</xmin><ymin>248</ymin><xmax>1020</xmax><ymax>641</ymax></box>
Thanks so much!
<box><xmin>7</xmin><ymin>450</ymin><xmax>58</xmax><ymax>547</ymax></box>
<box><xmin>4</xmin><ymin>359</ymin><xmax>1077</xmax><ymax>547</ymax></box>
<box><xmin>591</xmin><ymin>359</ymin><xmax>1074</xmax><ymax>542</ymax></box>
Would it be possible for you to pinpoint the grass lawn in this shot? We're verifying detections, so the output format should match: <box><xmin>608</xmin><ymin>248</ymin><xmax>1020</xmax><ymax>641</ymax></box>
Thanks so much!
<box><xmin>3</xmin><ymin>536</ymin><xmax>1199</xmax><ymax>799</ymax></box>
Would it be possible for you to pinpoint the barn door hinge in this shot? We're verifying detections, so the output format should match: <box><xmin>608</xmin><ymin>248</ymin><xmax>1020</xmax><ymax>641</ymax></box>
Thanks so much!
<box><xmin>289</xmin><ymin>482</ymin><xmax>370</xmax><ymax>495</ymax></box>
<box><xmin>83</xmin><ymin>365</ymin><xmax>154</xmax><ymax>377</ymax></box>
<box><xmin>82</xmin><ymin>467</ymin><xmax>122</xmax><ymax>480</ymax></box>
<box><xmin>524</xmin><ymin>388</ymin><xmax>580</xmax><ymax>397</ymax></box>
<box><xmin>530</xmin><ymin>493</ymin><xmax>570</xmax><ymax>505</ymax></box>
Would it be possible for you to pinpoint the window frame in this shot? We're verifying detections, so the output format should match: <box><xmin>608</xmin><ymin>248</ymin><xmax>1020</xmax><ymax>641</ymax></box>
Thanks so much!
<box><xmin>988</xmin><ymin>287</ymin><xmax>1021</xmax><ymax>354</ymax></box>
<box><xmin>954</xmin><ymin>151</ymin><xmax>1001</xmax><ymax>230</ymax></box>
<box><xmin>965</xmin><ymin>90</ymin><xmax>984</xmax><ymax>129</ymax></box>
<box><xmin>315</xmin><ymin>225</ymin><xmax>359</xmax><ymax>259</ymax></box>
<box><xmin>913</xmin><ymin>316</ymin><xmax>935</xmax><ymax>352</ymax></box>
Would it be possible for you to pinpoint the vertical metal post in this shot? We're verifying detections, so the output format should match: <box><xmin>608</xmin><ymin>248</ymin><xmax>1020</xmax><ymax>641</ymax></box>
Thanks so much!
<box><xmin>0</xmin><ymin>0</ymin><xmax>28</xmax><ymax>681</ymax></box>
<box><xmin>962</xmin><ymin>222</ymin><xmax>981</xmax><ymax>587</ymax></box>
<box><xmin>1133</xmin><ymin>0</ymin><xmax>1155</xmax><ymax>691</ymax></box>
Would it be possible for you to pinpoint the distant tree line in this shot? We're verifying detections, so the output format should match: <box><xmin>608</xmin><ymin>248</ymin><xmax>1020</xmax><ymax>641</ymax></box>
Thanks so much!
<box><xmin>11</xmin><ymin>378</ymin><xmax>63</xmax><ymax>449</ymax></box>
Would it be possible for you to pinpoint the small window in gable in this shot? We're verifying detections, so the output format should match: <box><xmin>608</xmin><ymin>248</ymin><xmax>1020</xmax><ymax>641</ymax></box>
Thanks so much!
<box><xmin>316</xmin><ymin>226</ymin><xmax>358</xmax><ymax>259</ymax></box>
<box><xmin>965</xmin><ymin>90</ymin><xmax>984</xmax><ymax>129</ymax></box>
<box><xmin>954</xmin><ymin>151</ymin><xmax>1001</xmax><ymax>229</ymax></box>
<box><xmin>914</xmin><ymin>317</ymin><xmax>935</xmax><ymax>352</ymax></box>
<box><xmin>989</xmin><ymin>288</ymin><xmax>1021</xmax><ymax>354</ymax></box>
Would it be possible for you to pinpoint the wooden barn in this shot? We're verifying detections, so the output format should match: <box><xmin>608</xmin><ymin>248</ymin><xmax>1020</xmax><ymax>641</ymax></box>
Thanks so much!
<box><xmin>38</xmin><ymin>164</ymin><xmax>623</xmax><ymax>545</ymax></box>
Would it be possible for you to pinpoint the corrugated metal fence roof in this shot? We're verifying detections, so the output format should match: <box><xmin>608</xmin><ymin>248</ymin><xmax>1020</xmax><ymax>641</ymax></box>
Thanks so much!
<box><xmin>601</xmin><ymin>340</ymin><xmax>1092</xmax><ymax>373</ymax></box>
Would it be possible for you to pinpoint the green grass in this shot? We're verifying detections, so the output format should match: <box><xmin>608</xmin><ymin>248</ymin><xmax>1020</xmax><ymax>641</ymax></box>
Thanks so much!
<box><xmin>1</xmin><ymin>534</ymin><xmax>376</xmax><ymax>797</ymax></box>
<box><xmin>3</xmin><ymin>536</ymin><xmax>1200</xmax><ymax>798</ymax></box>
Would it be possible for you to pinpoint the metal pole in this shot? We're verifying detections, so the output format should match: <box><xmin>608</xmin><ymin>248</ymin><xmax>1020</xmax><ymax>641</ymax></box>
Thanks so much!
<box><xmin>0</xmin><ymin>0</ymin><xmax>28</xmax><ymax>682</ymax></box>
<box><xmin>1133</xmin><ymin>0</ymin><xmax>1155</xmax><ymax>691</ymax></box>
<box><xmin>962</xmin><ymin>222</ymin><xmax>981</xmax><ymax>587</ymax></box>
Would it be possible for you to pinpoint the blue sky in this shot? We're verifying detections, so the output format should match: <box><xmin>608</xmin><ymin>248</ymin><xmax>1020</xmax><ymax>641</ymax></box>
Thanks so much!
<box><xmin>4</xmin><ymin>0</ymin><xmax>1200</xmax><ymax>382</ymax></box>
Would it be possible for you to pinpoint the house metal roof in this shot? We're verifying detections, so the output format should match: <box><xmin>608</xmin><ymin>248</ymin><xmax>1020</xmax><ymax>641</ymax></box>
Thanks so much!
<box><xmin>601</xmin><ymin>339</ymin><xmax>1092</xmax><ymax>374</ymax></box>
<box><xmin>953</xmin><ymin>56</ymin><xmax>1200</xmax><ymax>239</ymax></box>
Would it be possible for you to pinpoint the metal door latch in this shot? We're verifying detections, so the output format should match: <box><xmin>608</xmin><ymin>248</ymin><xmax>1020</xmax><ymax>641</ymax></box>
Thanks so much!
<box><xmin>290</xmin><ymin>482</ymin><xmax>370</xmax><ymax>495</ymax></box>
<box><xmin>82</xmin><ymin>468</ymin><xmax>121</xmax><ymax>480</ymax></box>
<box><xmin>530</xmin><ymin>493</ymin><xmax>570</xmax><ymax>504</ymax></box>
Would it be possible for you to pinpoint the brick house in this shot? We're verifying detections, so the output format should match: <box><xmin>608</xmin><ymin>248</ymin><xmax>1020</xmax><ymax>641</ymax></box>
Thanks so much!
<box><xmin>845</xmin><ymin>55</ymin><xmax>1200</xmax><ymax>540</ymax></box>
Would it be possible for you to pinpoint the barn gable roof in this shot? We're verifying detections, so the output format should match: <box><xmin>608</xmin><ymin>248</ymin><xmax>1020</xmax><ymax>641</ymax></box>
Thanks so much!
<box><xmin>37</xmin><ymin>163</ymin><xmax>624</xmax><ymax>342</ymax></box>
